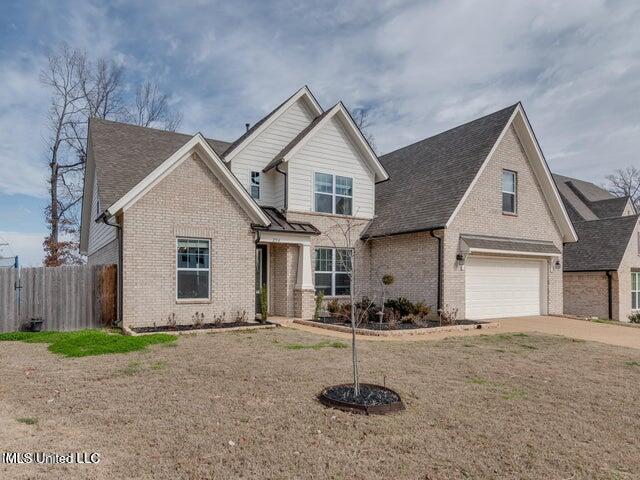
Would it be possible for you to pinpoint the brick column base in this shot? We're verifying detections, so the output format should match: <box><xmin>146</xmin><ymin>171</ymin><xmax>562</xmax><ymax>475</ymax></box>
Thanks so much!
<box><xmin>294</xmin><ymin>288</ymin><xmax>315</xmax><ymax>319</ymax></box>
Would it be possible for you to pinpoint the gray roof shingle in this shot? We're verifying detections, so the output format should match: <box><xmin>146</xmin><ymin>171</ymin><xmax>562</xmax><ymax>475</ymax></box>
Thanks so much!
<box><xmin>563</xmin><ymin>215</ymin><xmax>639</xmax><ymax>271</ymax></box>
<box><xmin>553</xmin><ymin>174</ymin><xmax>632</xmax><ymax>221</ymax></box>
<box><xmin>89</xmin><ymin>118</ymin><xmax>230</xmax><ymax>210</ymax></box>
<box><xmin>363</xmin><ymin>103</ymin><xmax>519</xmax><ymax>238</ymax></box>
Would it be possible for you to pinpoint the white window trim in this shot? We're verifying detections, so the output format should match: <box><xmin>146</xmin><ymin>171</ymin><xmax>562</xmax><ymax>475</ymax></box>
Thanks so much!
<box><xmin>314</xmin><ymin>247</ymin><xmax>352</xmax><ymax>297</ymax></box>
<box><xmin>502</xmin><ymin>169</ymin><xmax>517</xmax><ymax>214</ymax></box>
<box><xmin>632</xmin><ymin>272</ymin><xmax>640</xmax><ymax>311</ymax></box>
<box><xmin>313</xmin><ymin>172</ymin><xmax>353</xmax><ymax>216</ymax></box>
<box><xmin>251</xmin><ymin>171</ymin><xmax>261</xmax><ymax>200</ymax></box>
<box><xmin>176</xmin><ymin>238</ymin><xmax>211</xmax><ymax>302</ymax></box>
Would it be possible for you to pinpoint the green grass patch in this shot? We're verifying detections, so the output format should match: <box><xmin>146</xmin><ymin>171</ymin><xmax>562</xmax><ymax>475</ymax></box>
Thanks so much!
<box><xmin>151</xmin><ymin>361</ymin><xmax>167</xmax><ymax>370</ymax></box>
<box><xmin>284</xmin><ymin>340</ymin><xmax>348</xmax><ymax>350</ymax></box>
<box><xmin>518</xmin><ymin>343</ymin><xmax>538</xmax><ymax>350</ymax></box>
<box><xmin>625</xmin><ymin>361</ymin><xmax>640</xmax><ymax>367</ymax></box>
<box><xmin>119</xmin><ymin>361</ymin><xmax>142</xmax><ymax>376</ymax></box>
<box><xmin>468</xmin><ymin>377</ymin><xmax>488</xmax><ymax>385</ymax></box>
<box><xmin>0</xmin><ymin>330</ymin><xmax>176</xmax><ymax>358</ymax></box>
<box><xmin>16</xmin><ymin>417</ymin><xmax>38</xmax><ymax>425</ymax></box>
<box><xmin>503</xmin><ymin>388</ymin><xmax>528</xmax><ymax>400</ymax></box>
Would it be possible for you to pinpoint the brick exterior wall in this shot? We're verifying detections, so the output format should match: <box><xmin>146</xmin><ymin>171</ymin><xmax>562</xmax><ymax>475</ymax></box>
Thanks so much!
<box><xmin>444</xmin><ymin>125</ymin><xmax>564</xmax><ymax>317</ymax></box>
<box><xmin>121</xmin><ymin>152</ymin><xmax>256</xmax><ymax>328</ymax></box>
<box><xmin>366</xmin><ymin>232</ymin><xmax>439</xmax><ymax>309</ymax></box>
<box><xmin>87</xmin><ymin>239</ymin><xmax>119</xmax><ymax>266</ymax></box>
<box><xmin>563</xmin><ymin>272</ymin><xmax>610</xmax><ymax>319</ymax></box>
<box><xmin>286</xmin><ymin>211</ymin><xmax>370</xmax><ymax>305</ymax></box>
<box><xmin>269</xmin><ymin>243</ymin><xmax>298</xmax><ymax>317</ymax></box>
<box><xmin>614</xmin><ymin>219</ymin><xmax>640</xmax><ymax>321</ymax></box>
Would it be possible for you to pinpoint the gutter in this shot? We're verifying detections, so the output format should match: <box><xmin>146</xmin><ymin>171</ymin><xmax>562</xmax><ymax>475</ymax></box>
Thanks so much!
<box><xmin>430</xmin><ymin>230</ymin><xmax>443</xmax><ymax>313</ymax></box>
<box><xmin>275</xmin><ymin>164</ymin><xmax>288</xmax><ymax>210</ymax></box>
<box><xmin>606</xmin><ymin>271</ymin><xmax>613</xmax><ymax>320</ymax></box>
<box><xmin>97</xmin><ymin>212</ymin><xmax>123</xmax><ymax>327</ymax></box>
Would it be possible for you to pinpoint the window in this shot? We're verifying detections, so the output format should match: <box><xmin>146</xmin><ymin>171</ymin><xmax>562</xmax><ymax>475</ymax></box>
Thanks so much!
<box><xmin>250</xmin><ymin>171</ymin><xmax>260</xmax><ymax>200</ymax></box>
<box><xmin>632</xmin><ymin>273</ymin><xmax>640</xmax><ymax>310</ymax></box>
<box><xmin>314</xmin><ymin>173</ymin><xmax>353</xmax><ymax>215</ymax></box>
<box><xmin>176</xmin><ymin>239</ymin><xmax>210</xmax><ymax>300</ymax></box>
<box><xmin>314</xmin><ymin>247</ymin><xmax>352</xmax><ymax>296</ymax></box>
<box><xmin>502</xmin><ymin>170</ymin><xmax>517</xmax><ymax>213</ymax></box>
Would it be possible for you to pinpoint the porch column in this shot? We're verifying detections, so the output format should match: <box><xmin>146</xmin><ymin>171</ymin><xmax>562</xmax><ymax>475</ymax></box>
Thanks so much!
<box><xmin>295</xmin><ymin>243</ymin><xmax>314</xmax><ymax>290</ymax></box>
<box><xmin>294</xmin><ymin>243</ymin><xmax>315</xmax><ymax>319</ymax></box>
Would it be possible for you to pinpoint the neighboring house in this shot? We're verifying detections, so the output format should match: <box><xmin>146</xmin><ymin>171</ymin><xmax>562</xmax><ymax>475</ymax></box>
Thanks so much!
<box><xmin>80</xmin><ymin>87</ymin><xmax>577</xmax><ymax>328</ymax></box>
<box><xmin>554</xmin><ymin>174</ymin><xmax>640</xmax><ymax>321</ymax></box>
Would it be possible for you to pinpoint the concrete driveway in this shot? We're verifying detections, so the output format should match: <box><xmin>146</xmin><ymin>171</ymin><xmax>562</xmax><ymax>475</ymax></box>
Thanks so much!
<box><xmin>283</xmin><ymin>315</ymin><xmax>640</xmax><ymax>349</ymax></box>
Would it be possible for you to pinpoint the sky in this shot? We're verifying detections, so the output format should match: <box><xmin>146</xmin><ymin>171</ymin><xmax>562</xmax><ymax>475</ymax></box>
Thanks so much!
<box><xmin>0</xmin><ymin>0</ymin><xmax>639</xmax><ymax>266</ymax></box>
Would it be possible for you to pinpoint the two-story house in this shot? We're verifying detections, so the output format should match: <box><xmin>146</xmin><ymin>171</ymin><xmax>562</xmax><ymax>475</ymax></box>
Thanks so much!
<box><xmin>80</xmin><ymin>87</ymin><xmax>577</xmax><ymax>328</ymax></box>
<box><xmin>80</xmin><ymin>87</ymin><xmax>388</xmax><ymax>327</ymax></box>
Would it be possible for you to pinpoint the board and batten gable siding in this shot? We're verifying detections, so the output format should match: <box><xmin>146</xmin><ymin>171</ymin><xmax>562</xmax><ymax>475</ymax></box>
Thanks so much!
<box><xmin>287</xmin><ymin>115</ymin><xmax>376</xmax><ymax>219</ymax></box>
<box><xmin>443</xmin><ymin>125</ymin><xmax>565</xmax><ymax>316</ymax></box>
<box><xmin>614</xmin><ymin>216</ymin><xmax>640</xmax><ymax>321</ymax></box>
<box><xmin>229</xmin><ymin>98</ymin><xmax>315</xmax><ymax>209</ymax></box>
<box><xmin>88</xmin><ymin>174</ymin><xmax>117</xmax><ymax>255</ymax></box>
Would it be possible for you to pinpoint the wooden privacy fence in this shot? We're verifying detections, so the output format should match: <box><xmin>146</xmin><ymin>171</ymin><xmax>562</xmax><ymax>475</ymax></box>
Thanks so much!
<box><xmin>0</xmin><ymin>264</ymin><xmax>117</xmax><ymax>333</ymax></box>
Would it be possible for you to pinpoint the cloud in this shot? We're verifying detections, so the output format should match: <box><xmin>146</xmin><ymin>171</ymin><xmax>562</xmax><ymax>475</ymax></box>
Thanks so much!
<box><xmin>0</xmin><ymin>231</ymin><xmax>45</xmax><ymax>267</ymax></box>
<box><xmin>0</xmin><ymin>0</ymin><xmax>639</xmax><ymax>211</ymax></box>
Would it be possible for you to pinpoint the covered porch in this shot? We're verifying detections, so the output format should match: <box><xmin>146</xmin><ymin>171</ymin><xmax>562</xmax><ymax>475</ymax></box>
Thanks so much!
<box><xmin>254</xmin><ymin>207</ymin><xmax>320</xmax><ymax>320</ymax></box>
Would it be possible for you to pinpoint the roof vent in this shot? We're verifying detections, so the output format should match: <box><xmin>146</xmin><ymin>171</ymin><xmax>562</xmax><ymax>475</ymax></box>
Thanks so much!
<box><xmin>245</xmin><ymin>123</ymin><xmax>250</xmax><ymax>132</ymax></box>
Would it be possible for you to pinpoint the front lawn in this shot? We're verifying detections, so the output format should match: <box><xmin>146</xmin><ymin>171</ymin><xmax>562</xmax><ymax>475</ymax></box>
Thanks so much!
<box><xmin>1</xmin><ymin>328</ymin><xmax>639</xmax><ymax>479</ymax></box>
<box><xmin>0</xmin><ymin>330</ymin><xmax>176</xmax><ymax>357</ymax></box>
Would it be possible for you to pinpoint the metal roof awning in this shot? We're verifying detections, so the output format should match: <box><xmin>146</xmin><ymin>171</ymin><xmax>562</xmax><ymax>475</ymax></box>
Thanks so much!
<box><xmin>460</xmin><ymin>234</ymin><xmax>561</xmax><ymax>257</ymax></box>
<box><xmin>254</xmin><ymin>207</ymin><xmax>320</xmax><ymax>235</ymax></box>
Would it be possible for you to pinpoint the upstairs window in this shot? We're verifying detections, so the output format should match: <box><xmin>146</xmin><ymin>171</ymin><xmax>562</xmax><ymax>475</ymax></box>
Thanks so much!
<box><xmin>250</xmin><ymin>171</ymin><xmax>260</xmax><ymax>200</ymax></box>
<box><xmin>314</xmin><ymin>247</ymin><xmax>352</xmax><ymax>296</ymax></box>
<box><xmin>314</xmin><ymin>173</ymin><xmax>353</xmax><ymax>215</ymax></box>
<box><xmin>502</xmin><ymin>170</ymin><xmax>517</xmax><ymax>214</ymax></box>
<box><xmin>176</xmin><ymin>238</ymin><xmax>210</xmax><ymax>300</ymax></box>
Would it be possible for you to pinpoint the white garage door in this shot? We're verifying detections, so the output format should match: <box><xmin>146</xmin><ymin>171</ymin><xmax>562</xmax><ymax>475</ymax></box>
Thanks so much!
<box><xmin>465</xmin><ymin>256</ymin><xmax>546</xmax><ymax>320</ymax></box>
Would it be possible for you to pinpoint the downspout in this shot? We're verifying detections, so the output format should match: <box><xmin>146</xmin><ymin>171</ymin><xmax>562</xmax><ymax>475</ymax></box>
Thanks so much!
<box><xmin>430</xmin><ymin>230</ymin><xmax>443</xmax><ymax>313</ymax></box>
<box><xmin>606</xmin><ymin>271</ymin><xmax>613</xmax><ymax>320</ymax></box>
<box><xmin>275</xmin><ymin>164</ymin><xmax>288</xmax><ymax>211</ymax></box>
<box><xmin>98</xmin><ymin>213</ymin><xmax>123</xmax><ymax>327</ymax></box>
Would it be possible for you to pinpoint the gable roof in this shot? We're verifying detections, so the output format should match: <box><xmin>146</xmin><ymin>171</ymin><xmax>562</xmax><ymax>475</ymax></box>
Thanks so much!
<box><xmin>262</xmin><ymin>102</ymin><xmax>389</xmax><ymax>182</ymax></box>
<box><xmin>90</xmin><ymin>118</ymin><xmax>230</xmax><ymax>210</ymax></box>
<box><xmin>364</xmin><ymin>103</ymin><xmax>576</xmax><ymax>241</ymax></box>
<box><xmin>553</xmin><ymin>174</ymin><xmax>633</xmax><ymax>222</ymax></box>
<box><xmin>221</xmin><ymin>86</ymin><xmax>323</xmax><ymax>161</ymax></box>
<box><xmin>563</xmin><ymin>215</ymin><xmax>639</xmax><ymax>271</ymax></box>
<box><xmin>102</xmin><ymin>132</ymin><xmax>270</xmax><ymax>226</ymax></box>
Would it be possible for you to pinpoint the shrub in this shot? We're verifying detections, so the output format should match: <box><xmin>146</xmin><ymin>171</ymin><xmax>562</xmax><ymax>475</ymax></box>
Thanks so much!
<box><xmin>385</xmin><ymin>297</ymin><xmax>416</xmax><ymax>317</ymax></box>
<box><xmin>260</xmin><ymin>284</ymin><xmax>268</xmax><ymax>323</ymax></box>
<box><xmin>414</xmin><ymin>302</ymin><xmax>432</xmax><ymax>318</ymax></box>
<box><xmin>326</xmin><ymin>299</ymin><xmax>342</xmax><ymax>314</ymax></box>
<box><xmin>382</xmin><ymin>274</ymin><xmax>395</xmax><ymax>286</ymax></box>
<box><xmin>402</xmin><ymin>314</ymin><xmax>425</xmax><ymax>326</ymax></box>
<box><xmin>192</xmin><ymin>312</ymin><xmax>204</xmax><ymax>328</ymax></box>
<box><xmin>629</xmin><ymin>312</ymin><xmax>640</xmax><ymax>324</ymax></box>
<box><xmin>314</xmin><ymin>291</ymin><xmax>324</xmax><ymax>321</ymax></box>
<box><xmin>166</xmin><ymin>313</ymin><xmax>177</xmax><ymax>329</ymax></box>
<box><xmin>438</xmin><ymin>304</ymin><xmax>459</xmax><ymax>326</ymax></box>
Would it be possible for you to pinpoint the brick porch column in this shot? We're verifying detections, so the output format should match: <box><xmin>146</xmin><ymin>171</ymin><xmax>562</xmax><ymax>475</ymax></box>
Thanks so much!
<box><xmin>294</xmin><ymin>243</ymin><xmax>315</xmax><ymax>319</ymax></box>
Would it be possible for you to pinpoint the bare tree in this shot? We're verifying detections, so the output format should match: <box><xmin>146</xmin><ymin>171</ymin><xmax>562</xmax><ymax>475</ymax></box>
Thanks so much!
<box><xmin>40</xmin><ymin>45</ymin><xmax>87</xmax><ymax>266</ymax></box>
<box><xmin>351</xmin><ymin>107</ymin><xmax>376</xmax><ymax>152</ymax></box>
<box><xmin>605</xmin><ymin>167</ymin><xmax>640</xmax><ymax>211</ymax></box>
<box><xmin>325</xmin><ymin>215</ymin><xmax>375</xmax><ymax>397</ymax></box>
<box><xmin>127</xmin><ymin>80</ymin><xmax>182</xmax><ymax>131</ymax></box>
<box><xmin>40</xmin><ymin>44</ymin><xmax>183</xmax><ymax>266</ymax></box>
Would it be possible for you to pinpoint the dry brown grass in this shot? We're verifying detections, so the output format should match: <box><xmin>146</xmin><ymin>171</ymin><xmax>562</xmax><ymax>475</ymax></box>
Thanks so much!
<box><xmin>1</xmin><ymin>328</ymin><xmax>639</xmax><ymax>479</ymax></box>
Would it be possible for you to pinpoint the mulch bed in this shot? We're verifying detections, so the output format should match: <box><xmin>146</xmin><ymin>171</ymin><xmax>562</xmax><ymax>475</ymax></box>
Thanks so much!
<box><xmin>318</xmin><ymin>383</ymin><xmax>405</xmax><ymax>415</ymax></box>
<box><xmin>314</xmin><ymin>316</ymin><xmax>479</xmax><ymax>331</ymax></box>
<box><xmin>131</xmin><ymin>321</ymin><xmax>259</xmax><ymax>334</ymax></box>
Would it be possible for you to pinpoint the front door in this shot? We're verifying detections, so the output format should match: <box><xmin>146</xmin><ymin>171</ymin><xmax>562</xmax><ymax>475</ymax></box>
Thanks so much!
<box><xmin>255</xmin><ymin>245</ymin><xmax>268</xmax><ymax>317</ymax></box>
